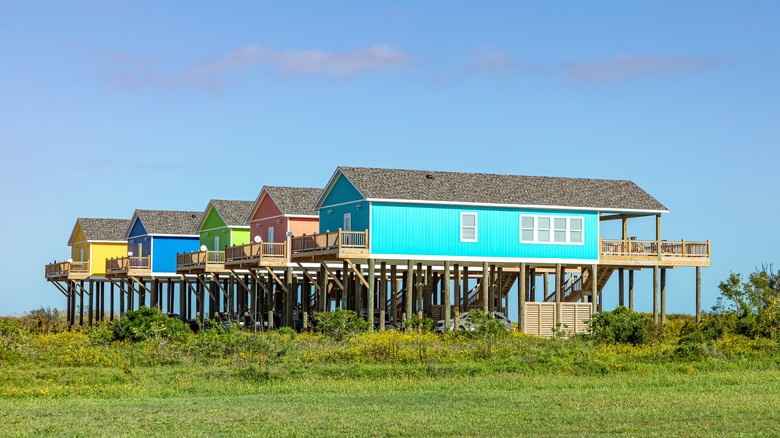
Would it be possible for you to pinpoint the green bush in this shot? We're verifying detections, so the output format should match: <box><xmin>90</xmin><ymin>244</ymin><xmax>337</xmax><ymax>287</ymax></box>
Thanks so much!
<box><xmin>112</xmin><ymin>307</ymin><xmax>191</xmax><ymax>343</ymax></box>
<box><xmin>588</xmin><ymin>306</ymin><xmax>656</xmax><ymax>345</ymax></box>
<box><xmin>311</xmin><ymin>310</ymin><xmax>369</xmax><ymax>341</ymax></box>
<box><xmin>716</xmin><ymin>266</ymin><xmax>780</xmax><ymax>340</ymax></box>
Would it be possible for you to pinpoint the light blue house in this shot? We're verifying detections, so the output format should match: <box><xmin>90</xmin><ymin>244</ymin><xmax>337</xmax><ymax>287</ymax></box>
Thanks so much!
<box><xmin>308</xmin><ymin>166</ymin><xmax>668</xmax><ymax>265</ymax></box>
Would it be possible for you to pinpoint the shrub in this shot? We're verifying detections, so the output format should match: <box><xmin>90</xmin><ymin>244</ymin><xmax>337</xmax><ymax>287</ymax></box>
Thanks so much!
<box><xmin>588</xmin><ymin>306</ymin><xmax>656</xmax><ymax>345</ymax></box>
<box><xmin>0</xmin><ymin>318</ymin><xmax>28</xmax><ymax>366</ymax></box>
<box><xmin>112</xmin><ymin>307</ymin><xmax>191</xmax><ymax>343</ymax></box>
<box><xmin>311</xmin><ymin>310</ymin><xmax>369</xmax><ymax>341</ymax></box>
<box><xmin>715</xmin><ymin>266</ymin><xmax>780</xmax><ymax>340</ymax></box>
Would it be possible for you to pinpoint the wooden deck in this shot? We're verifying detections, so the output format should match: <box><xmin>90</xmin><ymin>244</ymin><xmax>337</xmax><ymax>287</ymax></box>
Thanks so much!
<box><xmin>290</xmin><ymin>230</ymin><xmax>369</xmax><ymax>261</ymax></box>
<box><xmin>45</xmin><ymin>261</ymin><xmax>90</xmax><ymax>281</ymax></box>
<box><xmin>105</xmin><ymin>256</ymin><xmax>151</xmax><ymax>278</ymax></box>
<box><xmin>176</xmin><ymin>250</ymin><xmax>229</xmax><ymax>273</ymax></box>
<box><xmin>600</xmin><ymin>239</ymin><xmax>710</xmax><ymax>267</ymax></box>
<box><xmin>223</xmin><ymin>242</ymin><xmax>287</xmax><ymax>268</ymax></box>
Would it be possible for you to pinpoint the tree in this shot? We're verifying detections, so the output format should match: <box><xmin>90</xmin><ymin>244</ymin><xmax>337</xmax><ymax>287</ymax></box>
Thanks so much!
<box><xmin>715</xmin><ymin>264</ymin><xmax>780</xmax><ymax>339</ymax></box>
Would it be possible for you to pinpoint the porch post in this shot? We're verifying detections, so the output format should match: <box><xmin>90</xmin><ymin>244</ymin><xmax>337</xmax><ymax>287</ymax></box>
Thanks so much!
<box><xmin>518</xmin><ymin>262</ymin><xmax>526</xmax><ymax>332</ymax></box>
<box><xmin>696</xmin><ymin>267</ymin><xmax>702</xmax><ymax>324</ymax></box>
<box><xmin>481</xmin><ymin>262</ymin><xmax>489</xmax><ymax>313</ymax></box>
<box><xmin>443</xmin><ymin>260</ymin><xmax>451</xmax><ymax>330</ymax></box>
<box><xmin>367</xmin><ymin>259</ymin><xmax>375</xmax><ymax>330</ymax></box>
<box><xmin>628</xmin><ymin>270</ymin><xmax>635</xmax><ymax>310</ymax></box>
<box><xmin>652</xmin><ymin>266</ymin><xmax>659</xmax><ymax>323</ymax></box>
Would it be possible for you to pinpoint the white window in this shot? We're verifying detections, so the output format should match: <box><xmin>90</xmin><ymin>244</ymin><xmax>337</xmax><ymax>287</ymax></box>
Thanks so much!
<box><xmin>268</xmin><ymin>226</ymin><xmax>275</xmax><ymax>243</ymax></box>
<box><xmin>520</xmin><ymin>215</ymin><xmax>584</xmax><ymax>245</ymax></box>
<box><xmin>461</xmin><ymin>212</ymin><xmax>478</xmax><ymax>242</ymax></box>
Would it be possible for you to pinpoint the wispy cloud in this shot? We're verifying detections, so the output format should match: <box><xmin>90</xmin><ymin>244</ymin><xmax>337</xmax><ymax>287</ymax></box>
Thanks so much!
<box><xmin>466</xmin><ymin>52</ymin><xmax>727</xmax><ymax>84</ymax></box>
<box><xmin>92</xmin><ymin>44</ymin><xmax>411</xmax><ymax>91</ymax></box>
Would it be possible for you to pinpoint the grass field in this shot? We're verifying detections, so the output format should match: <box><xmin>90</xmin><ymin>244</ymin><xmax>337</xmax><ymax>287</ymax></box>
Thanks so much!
<box><xmin>2</xmin><ymin>366</ymin><xmax>780</xmax><ymax>436</ymax></box>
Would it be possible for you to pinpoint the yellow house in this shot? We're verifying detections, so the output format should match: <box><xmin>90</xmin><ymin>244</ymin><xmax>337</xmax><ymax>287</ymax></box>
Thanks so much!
<box><xmin>67</xmin><ymin>218</ymin><xmax>129</xmax><ymax>277</ymax></box>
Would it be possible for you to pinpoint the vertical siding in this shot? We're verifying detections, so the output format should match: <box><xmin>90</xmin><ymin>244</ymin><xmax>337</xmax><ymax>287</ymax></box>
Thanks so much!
<box><xmin>254</xmin><ymin>217</ymin><xmax>288</xmax><ymax>243</ymax></box>
<box><xmin>127</xmin><ymin>235</ymin><xmax>151</xmax><ymax>258</ymax></box>
<box><xmin>319</xmin><ymin>201</ymin><xmax>368</xmax><ymax>234</ymax></box>
<box><xmin>90</xmin><ymin>242</ymin><xmax>127</xmax><ymax>275</ymax></box>
<box><xmin>230</xmin><ymin>228</ymin><xmax>251</xmax><ymax>247</ymax></box>
<box><xmin>152</xmin><ymin>236</ymin><xmax>200</xmax><ymax>273</ymax></box>
<box><xmin>370</xmin><ymin>202</ymin><xmax>598</xmax><ymax>260</ymax></box>
<box><xmin>127</xmin><ymin>219</ymin><xmax>147</xmax><ymax>239</ymax></box>
<box><xmin>201</xmin><ymin>227</ymin><xmax>230</xmax><ymax>250</ymax></box>
<box><xmin>289</xmin><ymin>217</ymin><xmax>319</xmax><ymax>237</ymax></box>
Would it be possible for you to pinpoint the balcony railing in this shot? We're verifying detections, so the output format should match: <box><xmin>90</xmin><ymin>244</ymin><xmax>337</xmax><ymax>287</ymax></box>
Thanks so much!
<box><xmin>601</xmin><ymin>239</ymin><xmax>710</xmax><ymax>261</ymax></box>
<box><xmin>106</xmin><ymin>256</ymin><xmax>150</xmax><ymax>274</ymax></box>
<box><xmin>177</xmin><ymin>250</ymin><xmax>225</xmax><ymax>268</ymax></box>
<box><xmin>45</xmin><ymin>260</ymin><xmax>89</xmax><ymax>279</ymax></box>
<box><xmin>224</xmin><ymin>242</ymin><xmax>286</xmax><ymax>262</ymax></box>
<box><xmin>291</xmin><ymin>229</ymin><xmax>368</xmax><ymax>254</ymax></box>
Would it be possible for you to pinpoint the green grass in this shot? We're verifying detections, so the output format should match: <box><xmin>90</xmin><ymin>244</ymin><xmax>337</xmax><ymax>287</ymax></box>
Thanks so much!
<box><xmin>1</xmin><ymin>366</ymin><xmax>779</xmax><ymax>436</ymax></box>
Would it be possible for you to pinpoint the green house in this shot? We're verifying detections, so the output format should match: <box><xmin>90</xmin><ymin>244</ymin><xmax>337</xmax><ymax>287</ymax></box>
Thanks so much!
<box><xmin>197</xmin><ymin>200</ymin><xmax>254</xmax><ymax>251</ymax></box>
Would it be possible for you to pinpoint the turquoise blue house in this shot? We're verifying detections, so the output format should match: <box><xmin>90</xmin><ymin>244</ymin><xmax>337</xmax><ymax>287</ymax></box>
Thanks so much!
<box><xmin>312</xmin><ymin>167</ymin><xmax>668</xmax><ymax>264</ymax></box>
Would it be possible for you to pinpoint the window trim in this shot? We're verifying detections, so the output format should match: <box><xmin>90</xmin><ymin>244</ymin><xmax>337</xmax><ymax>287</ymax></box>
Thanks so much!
<box><xmin>520</xmin><ymin>214</ymin><xmax>584</xmax><ymax>245</ymax></box>
<box><xmin>460</xmin><ymin>212</ymin><xmax>478</xmax><ymax>242</ymax></box>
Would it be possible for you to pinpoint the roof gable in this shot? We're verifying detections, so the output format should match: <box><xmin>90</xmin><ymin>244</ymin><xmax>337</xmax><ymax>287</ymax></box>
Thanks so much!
<box><xmin>251</xmin><ymin>186</ymin><xmax>322</xmax><ymax>219</ymax></box>
<box><xmin>127</xmin><ymin>210</ymin><xmax>202</xmax><ymax>238</ymax></box>
<box><xmin>208</xmin><ymin>200</ymin><xmax>254</xmax><ymax>227</ymax></box>
<box><xmin>336</xmin><ymin>166</ymin><xmax>668</xmax><ymax>213</ymax></box>
<box><xmin>68</xmin><ymin>218</ymin><xmax>130</xmax><ymax>245</ymax></box>
<box><xmin>316</xmin><ymin>171</ymin><xmax>366</xmax><ymax>210</ymax></box>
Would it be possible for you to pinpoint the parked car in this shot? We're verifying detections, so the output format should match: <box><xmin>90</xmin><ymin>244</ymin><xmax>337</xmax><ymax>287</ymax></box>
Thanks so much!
<box><xmin>434</xmin><ymin>311</ymin><xmax>513</xmax><ymax>333</ymax></box>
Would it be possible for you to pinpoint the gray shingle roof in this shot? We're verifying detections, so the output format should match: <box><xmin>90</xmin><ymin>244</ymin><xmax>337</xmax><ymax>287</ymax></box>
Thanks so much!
<box><xmin>134</xmin><ymin>210</ymin><xmax>202</xmax><ymax>235</ymax></box>
<box><xmin>209</xmin><ymin>200</ymin><xmax>254</xmax><ymax>226</ymax></box>
<box><xmin>265</xmin><ymin>186</ymin><xmax>322</xmax><ymax>216</ymax></box>
<box><xmin>73</xmin><ymin>218</ymin><xmax>129</xmax><ymax>242</ymax></box>
<box><xmin>337</xmin><ymin>167</ymin><xmax>667</xmax><ymax>212</ymax></box>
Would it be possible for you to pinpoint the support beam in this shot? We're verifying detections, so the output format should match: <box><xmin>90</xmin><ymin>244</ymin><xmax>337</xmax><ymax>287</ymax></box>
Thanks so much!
<box><xmin>367</xmin><ymin>259</ymin><xmax>375</xmax><ymax>330</ymax></box>
<box><xmin>379</xmin><ymin>262</ymin><xmax>387</xmax><ymax>331</ymax></box>
<box><xmin>390</xmin><ymin>265</ymin><xmax>398</xmax><ymax>324</ymax></box>
<box><xmin>481</xmin><ymin>262</ymin><xmax>489</xmax><ymax>313</ymax></box>
<box><xmin>443</xmin><ymin>260</ymin><xmax>451</xmax><ymax>331</ymax></box>
<box><xmin>265</xmin><ymin>267</ymin><xmax>288</xmax><ymax>293</ymax></box>
<box><xmin>591</xmin><ymin>265</ymin><xmax>598</xmax><ymax>314</ymax></box>
<box><xmin>405</xmin><ymin>260</ymin><xmax>413</xmax><ymax>326</ymax></box>
<box><xmin>453</xmin><ymin>264</ymin><xmax>461</xmax><ymax>313</ymax></box>
<box><xmin>660</xmin><ymin>268</ymin><xmax>667</xmax><ymax>330</ymax></box>
<box><xmin>628</xmin><ymin>270</ymin><xmax>635</xmax><ymax>310</ymax></box>
<box><xmin>320</xmin><ymin>262</ymin><xmax>345</xmax><ymax>291</ymax></box>
<box><xmin>696</xmin><ymin>267</ymin><xmax>702</xmax><ymax>324</ymax></box>
<box><xmin>518</xmin><ymin>262</ymin><xmax>526</xmax><ymax>332</ymax></box>
<box><xmin>345</xmin><ymin>259</ymin><xmax>370</xmax><ymax>289</ymax></box>
<box><xmin>618</xmin><ymin>268</ymin><xmax>625</xmax><ymax>307</ymax></box>
<box><xmin>653</xmin><ymin>266</ymin><xmax>659</xmax><ymax>323</ymax></box>
<box><xmin>555</xmin><ymin>264</ymin><xmax>562</xmax><ymax>328</ymax></box>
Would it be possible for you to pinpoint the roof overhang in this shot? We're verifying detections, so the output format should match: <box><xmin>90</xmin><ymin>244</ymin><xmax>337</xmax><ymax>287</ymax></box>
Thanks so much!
<box><xmin>364</xmin><ymin>197</ymin><xmax>669</xmax><ymax>215</ymax></box>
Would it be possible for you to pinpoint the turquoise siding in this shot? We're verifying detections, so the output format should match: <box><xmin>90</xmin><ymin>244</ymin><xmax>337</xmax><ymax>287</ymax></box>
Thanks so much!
<box><xmin>370</xmin><ymin>202</ymin><xmax>599</xmax><ymax>260</ymax></box>
<box><xmin>321</xmin><ymin>174</ymin><xmax>364</xmax><ymax>207</ymax></box>
<box><xmin>319</xmin><ymin>201</ymin><xmax>369</xmax><ymax>233</ymax></box>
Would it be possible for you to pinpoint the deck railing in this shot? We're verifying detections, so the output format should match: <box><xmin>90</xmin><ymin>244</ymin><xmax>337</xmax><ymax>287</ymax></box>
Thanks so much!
<box><xmin>601</xmin><ymin>239</ymin><xmax>710</xmax><ymax>259</ymax></box>
<box><xmin>291</xmin><ymin>229</ymin><xmax>368</xmax><ymax>254</ymax></box>
<box><xmin>45</xmin><ymin>260</ymin><xmax>89</xmax><ymax>277</ymax></box>
<box><xmin>106</xmin><ymin>256</ymin><xmax>150</xmax><ymax>273</ymax></box>
<box><xmin>177</xmin><ymin>250</ymin><xmax>225</xmax><ymax>268</ymax></box>
<box><xmin>224</xmin><ymin>242</ymin><xmax>287</xmax><ymax>262</ymax></box>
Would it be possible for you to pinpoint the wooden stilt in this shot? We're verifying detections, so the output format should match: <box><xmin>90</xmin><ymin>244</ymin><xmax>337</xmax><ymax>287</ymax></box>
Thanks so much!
<box><xmin>285</xmin><ymin>266</ymin><xmax>294</xmax><ymax>328</ymax></box>
<box><xmin>416</xmin><ymin>262</ymin><xmax>424</xmax><ymax>318</ymax></box>
<box><xmin>543</xmin><ymin>272</ymin><xmax>549</xmax><ymax>302</ymax></box>
<box><xmin>591</xmin><ymin>265</ymin><xmax>598</xmax><ymax>314</ymax></box>
<box><xmin>462</xmin><ymin>266</ymin><xmax>469</xmax><ymax>312</ymax></box>
<box><xmin>453</xmin><ymin>264</ymin><xmax>461</xmax><ymax>313</ymax></box>
<box><xmin>660</xmin><ymin>268</ymin><xmax>667</xmax><ymax>330</ymax></box>
<box><xmin>110</xmin><ymin>282</ymin><xmax>115</xmax><ymax>321</ymax></box>
<box><xmin>379</xmin><ymin>262</ymin><xmax>387</xmax><ymax>330</ymax></box>
<box><xmin>390</xmin><ymin>265</ymin><xmax>398</xmax><ymax>324</ymax></box>
<box><xmin>518</xmin><ymin>262</ymin><xmax>526</xmax><ymax>332</ymax></box>
<box><xmin>555</xmin><ymin>264</ymin><xmax>562</xmax><ymax>330</ymax></box>
<box><xmin>618</xmin><ymin>268</ymin><xmax>625</xmax><ymax>307</ymax></box>
<box><xmin>628</xmin><ymin>270</ymin><xmax>635</xmax><ymax>310</ymax></box>
<box><xmin>78</xmin><ymin>281</ymin><xmax>85</xmax><ymax>326</ymax></box>
<box><xmin>367</xmin><ymin>259</ymin><xmax>375</xmax><ymax>330</ymax></box>
<box><xmin>696</xmin><ymin>266</ymin><xmax>702</xmax><ymax>324</ymax></box>
<box><xmin>653</xmin><ymin>266</ymin><xmax>659</xmax><ymax>323</ymax></box>
<box><xmin>88</xmin><ymin>281</ymin><xmax>94</xmax><ymax>326</ymax></box>
<box><xmin>530</xmin><ymin>268</ymin><xmax>536</xmax><ymax>302</ymax></box>
<box><xmin>481</xmin><ymin>262</ymin><xmax>489</xmax><ymax>313</ymax></box>
<box><xmin>443</xmin><ymin>260</ymin><xmax>451</xmax><ymax>330</ymax></box>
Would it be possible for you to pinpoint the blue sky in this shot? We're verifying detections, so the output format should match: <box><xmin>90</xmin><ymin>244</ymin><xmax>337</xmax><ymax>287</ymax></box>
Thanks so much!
<box><xmin>1</xmin><ymin>1</ymin><xmax>778</xmax><ymax>317</ymax></box>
